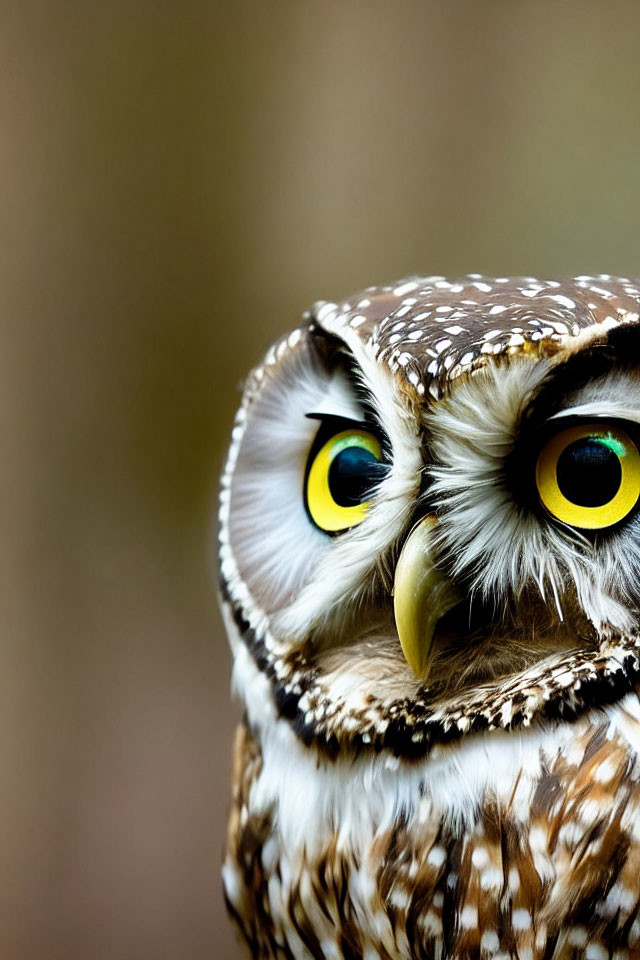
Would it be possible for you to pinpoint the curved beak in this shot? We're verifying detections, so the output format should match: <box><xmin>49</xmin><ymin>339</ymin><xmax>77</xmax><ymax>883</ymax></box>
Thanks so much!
<box><xmin>393</xmin><ymin>514</ymin><xmax>462</xmax><ymax>678</ymax></box>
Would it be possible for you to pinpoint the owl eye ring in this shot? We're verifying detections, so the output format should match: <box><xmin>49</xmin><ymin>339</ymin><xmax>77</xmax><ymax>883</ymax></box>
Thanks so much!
<box><xmin>304</xmin><ymin>426</ymin><xmax>386</xmax><ymax>533</ymax></box>
<box><xmin>535</xmin><ymin>422</ymin><xmax>640</xmax><ymax>530</ymax></box>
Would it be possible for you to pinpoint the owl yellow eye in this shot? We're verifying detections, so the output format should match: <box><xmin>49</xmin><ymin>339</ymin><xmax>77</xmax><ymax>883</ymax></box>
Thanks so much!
<box><xmin>535</xmin><ymin>423</ymin><xmax>640</xmax><ymax>530</ymax></box>
<box><xmin>305</xmin><ymin>428</ymin><xmax>385</xmax><ymax>533</ymax></box>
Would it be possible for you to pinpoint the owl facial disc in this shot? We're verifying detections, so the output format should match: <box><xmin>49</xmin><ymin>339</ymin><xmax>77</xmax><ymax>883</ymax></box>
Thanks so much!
<box><xmin>393</xmin><ymin>514</ymin><xmax>462</xmax><ymax>677</ymax></box>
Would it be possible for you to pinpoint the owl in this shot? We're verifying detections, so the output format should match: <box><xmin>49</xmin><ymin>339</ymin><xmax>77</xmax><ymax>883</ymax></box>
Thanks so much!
<box><xmin>219</xmin><ymin>274</ymin><xmax>640</xmax><ymax>959</ymax></box>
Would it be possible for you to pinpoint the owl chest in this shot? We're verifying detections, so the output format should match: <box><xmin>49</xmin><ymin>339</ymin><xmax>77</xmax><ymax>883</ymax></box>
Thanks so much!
<box><xmin>224</xmin><ymin>709</ymin><xmax>640</xmax><ymax>959</ymax></box>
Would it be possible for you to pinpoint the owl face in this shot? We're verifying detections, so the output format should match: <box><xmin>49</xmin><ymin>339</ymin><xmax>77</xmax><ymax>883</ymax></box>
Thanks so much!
<box><xmin>219</xmin><ymin>275</ymin><xmax>640</xmax><ymax>759</ymax></box>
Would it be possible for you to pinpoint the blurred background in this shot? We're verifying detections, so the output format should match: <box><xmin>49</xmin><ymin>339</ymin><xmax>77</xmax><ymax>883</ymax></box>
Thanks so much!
<box><xmin>2</xmin><ymin>1</ymin><xmax>640</xmax><ymax>957</ymax></box>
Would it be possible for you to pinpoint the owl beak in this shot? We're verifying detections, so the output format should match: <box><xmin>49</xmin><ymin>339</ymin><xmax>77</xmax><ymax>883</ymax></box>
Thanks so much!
<box><xmin>393</xmin><ymin>514</ymin><xmax>462</xmax><ymax>678</ymax></box>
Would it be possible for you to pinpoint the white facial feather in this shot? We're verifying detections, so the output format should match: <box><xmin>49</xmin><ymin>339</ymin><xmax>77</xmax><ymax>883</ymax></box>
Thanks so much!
<box><xmin>223</xmin><ymin>323</ymin><xmax>422</xmax><ymax>651</ymax></box>
<box><xmin>427</xmin><ymin>363</ymin><xmax>640</xmax><ymax>634</ymax></box>
<box><xmin>276</xmin><ymin>322</ymin><xmax>422</xmax><ymax>643</ymax></box>
<box><xmin>226</xmin><ymin>336</ymin><xmax>332</xmax><ymax>616</ymax></box>
<box><xmin>551</xmin><ymin>368</ymin><xmax>640</xmax><ymax>423</ymax></box>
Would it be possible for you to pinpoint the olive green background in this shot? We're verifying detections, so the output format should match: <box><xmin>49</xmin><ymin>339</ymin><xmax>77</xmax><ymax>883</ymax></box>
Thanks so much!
<box><xmin>2</xmin><ymin>2</ymin><xmax>640</xmax><ymax>957</ymax></box>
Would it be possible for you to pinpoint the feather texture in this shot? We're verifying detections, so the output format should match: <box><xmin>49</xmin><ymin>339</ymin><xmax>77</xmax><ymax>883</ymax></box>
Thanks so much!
<box><xmin>220</xmin><ymin>274</ymin><xmax>640</xmax><ymax>957</ymax></box>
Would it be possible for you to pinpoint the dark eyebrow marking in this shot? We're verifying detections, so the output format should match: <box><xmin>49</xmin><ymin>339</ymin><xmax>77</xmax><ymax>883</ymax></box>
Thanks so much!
<box><xmin>305</xmin><ymin>412</ymin><xmax>370</xmax><ymax>427</ymax></box>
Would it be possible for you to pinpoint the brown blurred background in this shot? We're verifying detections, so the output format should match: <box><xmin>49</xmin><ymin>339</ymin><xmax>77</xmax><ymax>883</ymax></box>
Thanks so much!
<box><xmin>1</xmin><ymin>1</ymin><xmax>640</xmax><ymax>957</ymax></box>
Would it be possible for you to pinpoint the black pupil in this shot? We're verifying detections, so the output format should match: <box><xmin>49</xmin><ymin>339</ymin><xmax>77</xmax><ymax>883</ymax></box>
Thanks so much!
<box><xmin>328</xmin><ymin>445</ymin><xmax>385</xmax><ymax>507</ymax></box>
<box><xmin>556</xmin><ymin>438</ymin><xmax>622</xmax><ymax>508</ymax></box>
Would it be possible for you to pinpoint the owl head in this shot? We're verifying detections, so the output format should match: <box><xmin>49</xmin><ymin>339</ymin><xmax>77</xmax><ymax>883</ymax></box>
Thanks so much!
<box><xmin>219</xmin><ymin>275</ymin><xmax>640</xmax><ymax>759</ymax></box>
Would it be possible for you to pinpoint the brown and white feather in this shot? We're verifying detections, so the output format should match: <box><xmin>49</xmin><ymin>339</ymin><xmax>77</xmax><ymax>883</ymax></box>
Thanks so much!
<box><xmin>219</xmin><ymin>274</ymin><xmax>640</xmax><ymax>958</ymax></box>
